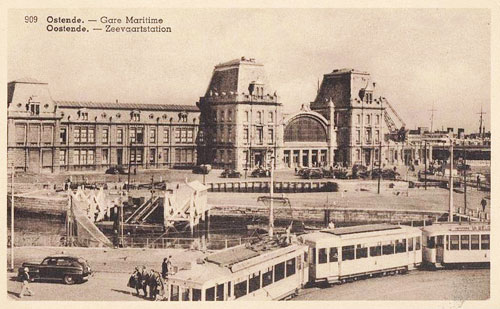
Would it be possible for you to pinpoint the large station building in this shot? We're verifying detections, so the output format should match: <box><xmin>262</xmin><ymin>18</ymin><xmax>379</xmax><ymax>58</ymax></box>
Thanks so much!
<box><xmin>7</xmin><ymin>58</ymin><xmax>432</xmax><ymax>173</ymax></box>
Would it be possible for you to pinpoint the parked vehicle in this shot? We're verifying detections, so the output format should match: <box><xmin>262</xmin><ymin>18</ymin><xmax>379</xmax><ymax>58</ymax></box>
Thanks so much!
<box><xmin>301</xmin><ymin>168</ymin><xmax>324</xmax><ymax>179</ymax></box>
<box><xmin>18</xmin><ymin>255</ymin><xmax>92</xmax><ymax>285</ymax></box>
<box><xmin>251</xmin><ymin>168</ymin><xmax>271</xmax><ymax>177</ymax></box>
<box><xmin>221</xmin><ymin>169</ymin><xmax>242</xmax><ymax>178</ymax></box>
<box><xmin>105</xmin><ymin>166</ymin><xmax>126</xmax><ymax>175</ymax></box>
<box><xmin>371</xmin><ymin>168</ymin><xmax>400</xmax><ymax>180</ymax></box>
<box><xmin>192</xmin><ymin>164</ymin><xmax>212</xmax><ymax>174</ymax></box>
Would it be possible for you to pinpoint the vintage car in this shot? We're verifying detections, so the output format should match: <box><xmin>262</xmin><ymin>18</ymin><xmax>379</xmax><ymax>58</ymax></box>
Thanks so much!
<box><xmin>105</xmin><ymin>165</ymin><xmax>127</xmax><ymax>175</ymax></box>
<box><xmin>301</xmin><ymin>168</ymin><xmax>324</xmax><ymax>179</ymax></box>
<box><xmin>220</xmin><ymin>169</ymin><xmax>241</xmax><ymax>178</ymax></box>
<box><xmin>192</xmin><ymin>164</ymin><xmax>212</xmax><ymax>174</ymax></box>
<box><xmin>251</xmin><ymin>168</ymin><xmax>271</xmax><ymax>177</ymax></box>
<box><xmin>18</xmin><ymin>255</ymin><xmax>92</xmax><ymax>285</ymax></box>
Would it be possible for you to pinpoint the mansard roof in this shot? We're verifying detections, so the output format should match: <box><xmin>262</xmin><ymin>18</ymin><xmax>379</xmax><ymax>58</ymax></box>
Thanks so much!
<box><xmin>56</xmin><ymin>100</ymin><xmax>199</xmax><ymax>112</ymax></box>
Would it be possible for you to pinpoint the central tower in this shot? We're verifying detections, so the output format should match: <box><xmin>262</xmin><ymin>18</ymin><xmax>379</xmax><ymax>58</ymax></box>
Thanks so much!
<box><xmin>197</xmin><ymin>57</ymin><xmax>283</xmax><ymax>171</ymax></box>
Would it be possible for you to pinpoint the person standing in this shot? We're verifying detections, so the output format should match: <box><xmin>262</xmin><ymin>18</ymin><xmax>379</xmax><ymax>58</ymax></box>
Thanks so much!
<box><xmin>481</xmin><ymin>198</ymin><xmax>487</xmax><ymax>212</ymax></box>
<box><xmin>161</xmin><ymin>258</ymin><xmax>169</xmax><ymax>279</ymax></box>
<box><xmin>19</xmin><ymin>267</ymin><xmax>34</xmax><ymax>298</ymax></box>
<box><xmin>140</xmin><ymin>266</ymin><xmax>148</xmax><ymax>297</ymax></box>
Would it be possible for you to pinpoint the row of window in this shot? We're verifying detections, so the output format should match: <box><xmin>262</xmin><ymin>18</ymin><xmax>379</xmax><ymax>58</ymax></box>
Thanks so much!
<box><xmin>313</xmin><ymin>237</ymin><xmax>421</xmax><ymax>264</ymax></box>
<box><xmin>355</xmin><ymin>129</ymin><xmax>380</xmax><ymax>144</ymax></box>
<box><xmin>60</xmin><ymin>126</ymin><xmax>194</xmax><ymax>145</ymax></box>
<box><xmin>426</xmin><ymin>234</ymin><xmax>490</xmax><ymax>251</ymax></box>
<box><xmin>216</xmin><ymin>110</ymin><xmax>275</xmax><ymax>124</ymax></box>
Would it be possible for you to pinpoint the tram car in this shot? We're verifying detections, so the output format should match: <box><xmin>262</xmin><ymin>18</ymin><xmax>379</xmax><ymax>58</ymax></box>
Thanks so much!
<box><xmin>164</xmin><ymin>239</ymin><xmax>309</xmax><ymax>301</ymax></box>
<box><xmin>300</xmin><ymin>224</ymin><xmax>422</xmax><ymax>284</ymax></box>
<box><xmin>421</xmin><ymin>222</ymin><xmax>490</xmax><ymax>268</ymax></box>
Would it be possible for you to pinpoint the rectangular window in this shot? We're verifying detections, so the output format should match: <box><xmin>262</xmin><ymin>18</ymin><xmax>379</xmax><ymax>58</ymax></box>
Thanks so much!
<box><xmin>375</xmin><ymin>130</ymin><xmax>380</xmax><ymax>143</ymax></box>
<box><xmin>471</xmin><ymin>235</ymin><xmax>480</xmax><ymax>250</ymax></box>
<box><xmin>81</xmin><ymin>127</ymin><xmax>88</xmax><ymax>143</ymax></box>
<box><xmin>170</xmin><ymin>285</ymin><xmax>179</xmax><ymax>301</ymax></box>
<box><xmin>370</xmin><ymin>245</ymin><xmax>382</xmax><ymax>257</ymax></box>
<box><xmin>329</xmin><ymin>247</ymin><xmax>338</xmax><ymax>262</ymax></box>
<box><xmin>80</xmin><ymin>150</ymin><xmax>87</xmax><ymax>165</ymax></box>
<box><xmin>311</xmin><ymin>248</ymin><xmax>316</xmax><ymax>265</ymax></box>
<box><xmin>74</xmin><ymin>127</ymin><xmax>81</xmax><ymax>143</ymax></box>
<box><xmin>257</xmin><ymin>127</ymin><xmax>263</xmax><ymax>144</ymax></box>
<box><xmin>130</xmin><ymin>129</ymin><xmax>136</xmax><ymax>143</ymax></box>
<box><xmin>460</xmin><ymin>235</ymin><xmax>470</xmax><ymax>250</ymax></box>
<box><xmin>382</xmin><ymin>242</ymin><xmax>395</xmax><ymax>255</ymax></box>
<box><xmin>356</xmin><ymin>245</ymin><xmax>368</xmax><ymax>259</ymax></box>
<box><xmin>396</xmin><ymin>239</ymin><xmax>407</xmax><ymax>253</ymax></box>
<box><xmin>88</xmin><ymin>150</ymin><xmax>94</xmax><ymax>164</ymax></box>
<box><xmin>356</xmin><ymin>130</ymin><xmax>361</xmax><ymax>144</ymax></box>
<box><xmin>262</xmin><ymin>267</ymin><xmax>273</xmax><ymax>287</ymax></box>
<box><xmin>481</xmin><ymin>235</ymin><xmax>490</xmax><ymax>250</ymax></box>
<box><xmin>73</xmin><ymin>150</ymin><xmax>80</xmax><ymax>165</ymax></box>
<box><xmin>163</xmin><ymin>127</ymin><xmax>170</xmax><ymax>143</ymax></box>
<box><xmin>59</xmin><ymin>150</ymin><xmax>66</xmax><ymax>165</ymax></box>
<box><xmin>149</xmin><ymin>148</ymin><xmax>156</xmax><ymax>164</ymax></box>
<box><xmin>102</xmin><ymin>149</ymin><xmax>109</xmax><ymax>165</ymax></box>
<box><xmin>42</xmin><ymin>126</ymin><xmax>53</xmax><ymax>144</ymax></box>
<box><xmin>416</xmin><ymin>236</ymin><xmax>421</xmax><ymax>250</ymax></box>
<box><xmin>234</xmin><ymin>280</ymin><xmax>247</xmax><ymax>299</ymax></box>
<box><xmin>182</xmin><ymin>288</ymin><xmax>190</xmax><ymax>301</ymax></box>
<box><xmin>342</xmin><ymin>245</ymin><xmax>355</xmax><ymax>261</ymax></box>
<box><xmin>88</xmin><ymin>128</ymin><xmax>95</xmax><ymax>143</ymax></box>
<box><xmin>117</xmin><ymin>129</ymin><xmax>123</xmax><ymax>144</ymax></box>
<box><xmin>274</xmin><ymin>262</ymin><xmax>285</xmax><ymax>282</ymax></box>
<box><xmin>268</xmin><ymin>111</ymin><xmax>274</xmax><ymax>123</ymax></box>
<box><xmin>205</xmin><ymin>287</ymin><xmax>215</xmax><ymax>301</ymax></box>
<box><xmin>57</xmin><ymin>127</ymin><xmax>66</xmax><ymax>144</ymax></box>
<box><xmin>248</xmin><ymin>272</ymin><xmax>260</xmax><ymax>293</ymax></box>
<box><xmin>15</xmin><ymin>124</ymin><xmax>26</xmax><ymax>145</ymax></box>
<box><xmin>149</xmin><ymin>128</ymin><xmax>156</xmax><ymax>143</ymax></box>
<box><xmin>450</xmin><ymin>235</ymin><xmax>459</xmax><ymax>250</ymax></box>
<box><xmin>268</xmin><ymin>128</ymin><xmax>274</xmax><ymax>144</ymax></box>
<box><xmin>181</xmin><ymin>128</ymin><xmax>187</xmax><ymax>143</ymax></box>
<box><xmin>357</xmin><ymin>114</ymin><xmax>361</xmax><ymax>124</ymax></box>
<box><xmin>227</xmin><ymin>127</ymin><xmax>232</xmax><ymax>142</ymax></box>
<box><xmin>228</xmin><ymin>110</ymin><xmax>232</xmax><ymax>121</ymax></box>
<box><xmin>318</xmin><ymin>248</ymin><xmax>328</xmax><ymax>264</ymax></box>
<box><xmin>286</xmin><ymin>258</ymin><xmax>296</xmax><ymax>277</ymax></box>
<box><xmin>102</xmin><ymin>128</ymin><xmax>109</xmax><ymax>144</ymax></box>
<box><xmin>408</xmin><ymin>237</ymin><xmax>414</xmax><ymax>252</ymax></box>
<box><xmin>192</xmin><ymin>289</ymin><xmax>202</xmax><ymax>301</ymax></box>
<box><xmin>227</xmin><ymin>281</ymin><xmax>231</xmax><ymax>298</ymax></box>
<box><xmin>216</xmin><ymin>283</ymin><xmax>224</xmax><ymax>301</ymax></box>
<box><xmin>175</xmin><ymin>128</ymin><xmax>181</xmax><ymax>143</ymax></box>
<box><xmin>187</xmin><ymin>128</ymin><xmax>194</xmax><ymax>143</ymax></box>
<box><xmin>136</xmin><ymin>128</ymin><xmax>144</xmax><ymax>143</ymax></box>
<box><xmin>243</xmin><ymin>128</ymin><xmax>249</xmax><ymax>143</ymax></box>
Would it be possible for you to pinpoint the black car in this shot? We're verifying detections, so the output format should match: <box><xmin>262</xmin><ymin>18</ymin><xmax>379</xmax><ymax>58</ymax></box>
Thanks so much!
<box><xmin>18</xmin><ymin>255</ymin><xmax>92</xmax><ymax>285</ymax></box>
<box><xmin>251</xmin><ymin>168</ymin><xmax>271</xmax><ymax>177</ymax></box>
<box><xmin>221</xmin><ymin>169</ymin><xmax>241</xmax><ymax>178</ymax></box>
<box><xmin>192</xmin><ymin>164</ymin><xmax>212</xmax><ymax>174</ymax></box>
<box><xmin>105</xmin><ymin>166</ymin><xmax>126</xmax><ymax>175</ymax></box>
<box><xmin>301</xmin><ymin>168</ymin><xmax>324</xmax><ymax>179</ymax></box>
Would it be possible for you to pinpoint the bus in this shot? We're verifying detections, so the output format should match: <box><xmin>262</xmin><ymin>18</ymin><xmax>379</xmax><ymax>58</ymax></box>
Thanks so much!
<box><xmin>421</xmin><ymin>222</ymin><xmax>490</xmax><ymax>268</ymax></box>
<box><xmin>300</xmin><ymin>224</ymin><xmax>422</xmax><ymax>284</ymax></box>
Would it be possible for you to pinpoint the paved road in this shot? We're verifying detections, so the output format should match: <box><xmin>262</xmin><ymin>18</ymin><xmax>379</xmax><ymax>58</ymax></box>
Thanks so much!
<box><xmin>294</xmin><ymin>268</ymin><xmax>490</xmax><ymax>301</ymax></box>
<box><xmin>7</xmin><ymin>268</ymin><xmax>489</xmax><ymax>301</ymax></box>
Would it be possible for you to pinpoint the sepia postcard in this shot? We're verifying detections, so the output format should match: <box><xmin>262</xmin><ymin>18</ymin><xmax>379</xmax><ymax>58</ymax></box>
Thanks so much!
<box><xmin>1</xmin><ymin>1</ymin><xmax>498</xmax><ymax>309</ymax></box>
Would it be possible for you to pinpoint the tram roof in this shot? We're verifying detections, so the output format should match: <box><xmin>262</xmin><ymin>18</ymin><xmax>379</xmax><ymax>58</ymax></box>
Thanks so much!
<box><xmin>422</xmin><ymin>222</ymin><xmax>490</xmax><ymax>234</ymax></box>
<box><xmin>300</xmin><ymin>224</ymin><xmax>419</xmax><ymax>243</ymax></box>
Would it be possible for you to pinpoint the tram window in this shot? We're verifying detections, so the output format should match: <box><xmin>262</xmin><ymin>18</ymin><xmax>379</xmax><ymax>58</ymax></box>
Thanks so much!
<box><xmin>192</xmin><ymin>288</ymin><xmax>202</xmax><ymax>301</ymax></box>
<box><xmin>460</xmin><ymin>235</ymin><xmax>470</xmax><ymax>250</ymax></box>
<box><xmin>304</xmin><ymin>251</ymin><xmax>308</xmax><ymax>263</ymax></box>
<box><xmin>450</xmin><ymin>235</ymin><xmax>459</xmax><ymax>250</ymax></box>
<box><xmin>329</xmin><ymin>248</ymin><xmax>338</xmax><ymax>262</ymax></box>
<box><xmin>396</xmin><ymin>239</ymin><xmax>406</xmax><ymax>253</ymax></box>
<box><xmin>249</xmin><ymin>272</ymin><xmax>261</xmax><ymax>293</ymax></box>
<box><xmin>408</xmin><ymin>238</ymin><xmax>414</xmax><ymax>251</ymax></box>
<box><xmin>382</xmin><ymin>242</ymin><xmax>394</xmax><ymax>255</ymax></box>
<box><xmin>227</xmin><ymin>281</ymin><xmax>231</xmax><ymax>298</ymax></box>
<box><xmin>481</xmin><ymin>235</ymin><xmax>490</xmax><ymax>250</ymax></box>
<box><xmin>416</xmin><ymin>237</ymin><xmax>421</xmax><ymax>250</ymax></box>
<box><xmin>311</xmin><ymin>248</ymin><xmax>316</xmax><ymax>264</ymax></box>
<box><xmin>318</xmin><ymin>248</ymin><xmax>328</xmax><ymax>264</ymax></box>
<box><xmin>471</xmin><ymin>235</ymin><xmax>480</xmax><ymax>250</ymax></box>
<box><xmin>356</xmin><ymin>245</ymin><xmax>368</xmax><ymax>259</ymax></box>
<box><xmin>342</xmin><ymin>245</ymin><xmax>355</xmax><ymax>261</ymax></box>
<box><xmin>216</xmin><ymin>283</ymin><xmax>224</xmax><ymax>301</ymax></box>
<box><xmin>205</xmin><ymin>286</ymin><xmax>215</xmax><ymax>301</ymax></box>
<box><xmin>427</xmin><ymin>236</ymin><xmax>436</xmax><ymax>249</ymax></box>
<box><xmin>286</xmin><ymin>258</ymin><xmax>296</xmax><ymax>277</ymax></box>
<box><xmin>275</xmin><ymin>262</ymin><xmax>285</xmax><ymax>281</ymax></box>
<box><xmin>182</xmin><ymin>288</ymin><xmax>190</xmax><ymax>301</ymax></box>
<box><xmin>262</xmin><ymin>268</ymin><xmax>273</xmax><ymax>287</ymax></box>
<box><xmin>369</xmin><ymin>245</ymin><xmax>381</xmax><ymax>257</ymax></box>
<box><xmin>234</xmin><ymin>280</ymin><xmax>247</xmax><ymax>299</ymax></box>
<box><xmin>171</xmin><ymin>285</ymin><xmax>179</xmax><ymax>301</ymax></box>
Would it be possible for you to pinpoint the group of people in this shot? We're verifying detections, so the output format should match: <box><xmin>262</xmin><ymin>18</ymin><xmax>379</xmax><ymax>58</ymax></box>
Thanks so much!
<box><xmin>128</xmin><ymin>256</ymin><xmax>173</xmax><ymax>301</ymax></box>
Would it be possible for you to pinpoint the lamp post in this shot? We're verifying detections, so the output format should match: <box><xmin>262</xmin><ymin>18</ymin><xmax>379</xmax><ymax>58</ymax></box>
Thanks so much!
<box><xmin>448</xmin><ymin>139</ymin><xmax>454</xmax><ymax>222</ymax></box>
<box><xmin>10</xmin><ymin>164</ymin><xmax>15</xmax><ymax>271</ymax></box>
<box><xmin>268</xmin><ymin>150</ymin><xmax>275</xmax><ymax>238</ymax></box>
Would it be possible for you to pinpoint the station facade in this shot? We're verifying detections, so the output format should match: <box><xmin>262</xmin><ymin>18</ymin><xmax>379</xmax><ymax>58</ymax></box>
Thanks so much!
<box><xmin>8</xmin><ymin>58</ymin><xmax>434</xmax><ymax>173</ymax></box>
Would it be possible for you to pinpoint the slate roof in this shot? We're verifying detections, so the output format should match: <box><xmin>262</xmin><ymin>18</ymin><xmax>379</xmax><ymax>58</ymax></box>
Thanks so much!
<box><xmin>55</xmin><ymin>100</ymin><xmax>199</xmax><ymax>112</ymax></box>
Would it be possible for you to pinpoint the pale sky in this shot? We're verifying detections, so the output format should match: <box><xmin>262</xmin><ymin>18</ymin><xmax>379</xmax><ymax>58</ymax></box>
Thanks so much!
<box><xmin>8</xmin><ymin>8</ymin><xmax>490</xmax><ymax>133</ymax></box>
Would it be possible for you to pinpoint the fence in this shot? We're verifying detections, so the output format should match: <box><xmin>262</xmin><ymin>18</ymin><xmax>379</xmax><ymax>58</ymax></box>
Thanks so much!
<box><xmin>207</xmin><ymin>181</ymin><xmax>338</xmax><ymax>193</ymax></box>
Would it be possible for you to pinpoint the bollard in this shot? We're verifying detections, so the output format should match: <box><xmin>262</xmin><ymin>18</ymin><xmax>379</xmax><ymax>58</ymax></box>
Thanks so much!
<box><xmin>225</xmin><ymin>239</ymin><xmax>228</xmax><ymax>249</ymax></box>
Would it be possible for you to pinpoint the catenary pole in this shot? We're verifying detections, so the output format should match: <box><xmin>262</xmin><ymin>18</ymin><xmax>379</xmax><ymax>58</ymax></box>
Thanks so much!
<box><xmin>10</xmin><ymin>164</ymin><xmax>15</xmax><ymax>270</ymax></box>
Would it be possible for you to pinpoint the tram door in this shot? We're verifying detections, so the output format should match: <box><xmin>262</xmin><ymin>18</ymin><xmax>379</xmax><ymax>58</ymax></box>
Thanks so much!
<box><xmin>436</xmin><ymin>235</ymin><xmax>444</xmax><ymax>264</ymax></box>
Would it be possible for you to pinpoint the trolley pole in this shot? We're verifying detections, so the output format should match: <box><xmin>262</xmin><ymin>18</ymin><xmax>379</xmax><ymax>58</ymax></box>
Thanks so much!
<box><xmin>10</xmin><ymin>164</ymin><xmax>15</xmax><ymax>271</ymax></box>
<box><xmin>448</xmin><ymin>141</ymin><xmax>454</xmax><ymax>222</ymax></box>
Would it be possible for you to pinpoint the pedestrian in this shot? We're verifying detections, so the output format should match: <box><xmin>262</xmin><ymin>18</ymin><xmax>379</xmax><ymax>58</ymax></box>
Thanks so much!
<box><xmin>166</xmin><ymin>255</ymin><xmax>173</xmax><ymax>275</ymax></box>
<box><xmin>140</xmin><ymin>266</ymin><xmax>148</xmax><ymax>297</ymax></box>
<box><xmin>328</xmin><ymin>220</ymin><xmax>335</xmax><ymax>229</ymax></box>
<box><xmin>128</xmin><ymin>267</ymin><xmax>142</xmax><ymax>296</ymax></box>
<box><xmin>19</xmin><ymin>267</ymin><xmax>34</xmax><ymax>298</ymax></box>
<box><xmin>481</xmin><ymin>198</ymin><xmax>487</xmax><ymax>212</ymax></box>
<box><xmin>477</xmin><ymin>175</ymin><xmax>481</xmax><ymax>190</ymax></box>
<box><xmin>161</xmin><ymin>258</ymin><xmax>169</xmax><ymax>279</ymax></box>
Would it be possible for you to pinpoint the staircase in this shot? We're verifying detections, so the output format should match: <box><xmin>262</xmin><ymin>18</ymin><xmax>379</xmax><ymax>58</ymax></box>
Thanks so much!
<box><xmin>126</xmin><ymin>196</ymin><xmax>161</xmax><ymax>224</ymax></box>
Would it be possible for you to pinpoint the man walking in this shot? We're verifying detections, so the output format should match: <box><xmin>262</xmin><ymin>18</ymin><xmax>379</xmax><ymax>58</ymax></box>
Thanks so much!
<box><xmin>481</xmin><ymin>198</ymin><xmax>487</xmax><ymax>212</ymax></box>
<box><xmin>19</xmin><ymin>267</ymin><xmax>34</xmax><ymax>298</ymax></box>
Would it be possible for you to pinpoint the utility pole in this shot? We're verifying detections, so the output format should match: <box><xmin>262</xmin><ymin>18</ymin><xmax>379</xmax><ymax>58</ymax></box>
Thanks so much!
<box><xmin>377</xmin><ymin>100</ymin><xmax>383</xmax><ymax>194</ymax></box>
<box><xmin>448</xmin><ymin>140</ymin><xmax>454</xmax><ymax>222</ymax></box>
<box><xmin>10</xmin><ymin>164</ymin><xmax>15</xmax><ymax>271</ymax></box>
<box><xmin>268</xmin><ymin>152</ymin><xmax>275</xmax><ymax>238</ymax></box>
<box><xmin>463</xmin><ymin>143</ymin><xmax>467</xmax><ymax>212</ymax></box>
<box><xmin>424</xmin><ymin>142</ymin><xmax>427</xmax><ymax>190</ymax></box>
<box><xmin>429</xmin><ymin>104</ymin><xmax>437</xmax><ymax>132</ymax></box>
<box><xmin>127</xmin><ymin>138</ymin><xmax>133</xmax><ymax>192</ymax></box>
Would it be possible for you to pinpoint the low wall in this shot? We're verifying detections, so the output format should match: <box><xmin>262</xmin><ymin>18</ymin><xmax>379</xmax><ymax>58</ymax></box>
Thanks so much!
<box><xmin>207</xmin><ymin>181</ymin><xmax>338</xmax><ymax>193</ymax></box>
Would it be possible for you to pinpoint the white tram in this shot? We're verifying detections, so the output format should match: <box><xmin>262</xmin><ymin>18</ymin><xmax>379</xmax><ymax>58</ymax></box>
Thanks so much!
<box><xmin>421</xmin><ymin>222</ymin><xmax>490</xmax><ymax>268</ymax></box>
<box><xmin>300</xmin><ymin>224</ymin><xmax>422</xmax><ymax>284</ymax></box>
<box><xmin>164</xmin><ymin>240</ymin><xmax>309</xmax><ymax>301</ymax></box>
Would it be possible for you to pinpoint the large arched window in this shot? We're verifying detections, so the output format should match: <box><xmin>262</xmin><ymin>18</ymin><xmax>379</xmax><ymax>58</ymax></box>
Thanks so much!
<box><xmin>284</xmin><ymin>115</ymin><xmax>327</xmax><ymax>142</ymax></box>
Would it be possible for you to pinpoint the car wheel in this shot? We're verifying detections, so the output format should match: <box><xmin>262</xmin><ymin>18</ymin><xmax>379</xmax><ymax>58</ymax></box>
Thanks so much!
<box><xmin>64</xmin><ymin>275</ymin><xmax>75</xmax><ymax>285</ymax></box>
